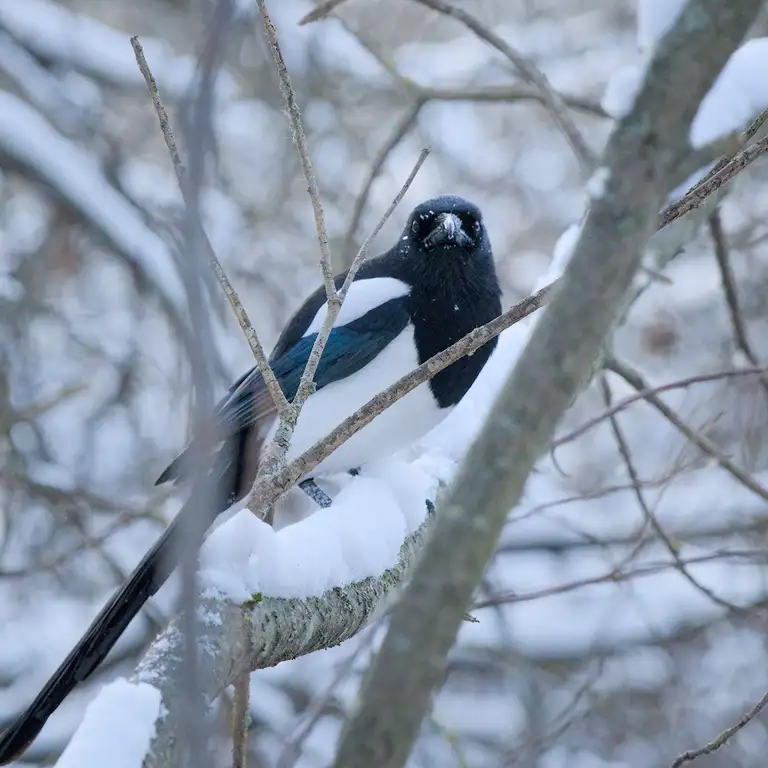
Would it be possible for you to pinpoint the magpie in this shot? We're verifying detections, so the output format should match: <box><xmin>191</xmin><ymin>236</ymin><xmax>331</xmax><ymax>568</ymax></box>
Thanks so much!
<box><xmin>0</xmin><ymin>195</ymin><xmax>502</xmax><ymax>764</ymax></box>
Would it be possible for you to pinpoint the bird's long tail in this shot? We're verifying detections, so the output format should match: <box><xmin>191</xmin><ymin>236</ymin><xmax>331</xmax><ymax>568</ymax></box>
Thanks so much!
<box><xmin>0</xmin><ymin>448</ymin><xmax>240</xmax><ymax>765</ymax></box>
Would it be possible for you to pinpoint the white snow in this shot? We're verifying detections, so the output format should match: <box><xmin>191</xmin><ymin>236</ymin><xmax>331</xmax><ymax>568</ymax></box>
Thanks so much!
<box><xmin>546</xmin><ymin>223</ymin><xmax>582</xmax><ymax>285</ymax></box>
<box><xmin>690</xmin><ymin>39</ymin><xmax>768</xmax><ymax>147</ymax></box>
<box><xmin>54</xmin><ymin>679</ymin><xmax>161</xmax><ymax>768</ymax></box>
<box><xmin>607</xmin><ymin>7</ymin><xmax>768</xmax><ymax>148</ymax></box>
<box><xmin>198</xmin><ymin>459</ymin><xmax>437</xmax><ymax>602</ymax></box>
<box><xmin>601</xmin><ymin>63</ymin><xmax>644</xmax><ymax>119</ymax></box>
<box><xmin>586</xmin><ymin>167</ymin><xmax>611</xmax><ymax>199</ymax></box>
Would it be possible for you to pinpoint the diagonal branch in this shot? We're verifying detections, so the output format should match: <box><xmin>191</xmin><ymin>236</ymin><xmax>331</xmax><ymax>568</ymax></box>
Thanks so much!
<box><xmin>242</xmin><ymin>282</ymin><xmax>554</xmax><ymax>518</ymax></box>
<box><xmin>605</xmin><ymin>355</ymin><xmax>768</xmax><ymax>505</ymax></box>
<box><xmin>553</xmin><ymin>365</ymin><xmax>768</xmax><ymax>447</ymax></box>
<box><xmin>708</xmin><ymin>209</ymin><xmax>768</xmax><ymax>396</ymax></box>
<box><xmin>599</xmin><ymin>375</ymin><xmax>741</xmax><ymax>613</ymax></box>
<box><xmin>130</xmin><ymin>35</ymin><xmax>289</xmax><ymax>416</ymax></box>
<box><xmin>670</xmin><ymin>688</ymin><xmax>768</xmax><ymax>767</ymax></box>
<box><xmin>331</xmin><ymin>2</ymin><xmax>763</xmax><ymax>765</ymax></box>
<box><xmin>408</xmin><ymin>0</ymin><xmax>596</xmax><ymax>173</ymax></box>
<box><xmin>659</xmin><ymin>134</ymin><xmax>768</xmax><ymax>228</ymax></box>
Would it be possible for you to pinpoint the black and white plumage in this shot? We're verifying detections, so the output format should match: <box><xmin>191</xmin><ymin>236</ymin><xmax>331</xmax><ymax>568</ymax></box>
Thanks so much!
<box><xmin>0</xmin><ymin>195</ymin><xmax>502</xmax><ymax>765</ymax></box>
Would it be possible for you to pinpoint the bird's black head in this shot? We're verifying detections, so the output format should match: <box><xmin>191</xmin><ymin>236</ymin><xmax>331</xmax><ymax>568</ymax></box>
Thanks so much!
<box><xmin>403</xmin><ymin>195</ymin><xmax>488</xmax><ymax>258</ymax></box>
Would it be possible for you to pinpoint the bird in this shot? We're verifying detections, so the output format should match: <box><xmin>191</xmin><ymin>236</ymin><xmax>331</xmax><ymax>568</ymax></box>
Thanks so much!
<box><xmin>0</xmin><ymin>194</ymin><xmax>502</xmax><ymax>764</ymax></box>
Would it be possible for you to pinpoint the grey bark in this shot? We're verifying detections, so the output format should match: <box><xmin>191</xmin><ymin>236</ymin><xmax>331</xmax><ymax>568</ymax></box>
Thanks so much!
<box><xmin>331</xmin><ymin>2</ymin><xmax>764</xmax><ymax>767</ymax></box>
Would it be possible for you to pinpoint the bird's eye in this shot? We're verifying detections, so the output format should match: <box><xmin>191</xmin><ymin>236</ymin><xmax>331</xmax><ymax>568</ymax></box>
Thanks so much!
<box><xmin>474</xmin><ymin>220</ymin><xmax>481</xmax><ymax>232</ymax></box>
<box><xmin>411</xmin><ymin>220</ymin><xmax>419</xmax><ymax>234</ymax></box>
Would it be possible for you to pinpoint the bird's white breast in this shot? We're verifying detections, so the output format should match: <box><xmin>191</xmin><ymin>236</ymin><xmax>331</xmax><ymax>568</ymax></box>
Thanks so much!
<box><xmin>265</xmin><ymin>324</ymin><xmax>449</xmax><ymax>477</ymax></box>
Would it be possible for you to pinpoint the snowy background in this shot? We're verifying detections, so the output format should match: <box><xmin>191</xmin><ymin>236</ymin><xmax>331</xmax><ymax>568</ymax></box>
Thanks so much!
<box><xmin>3</xmin><ymin>0</ymin><xmax>768</xmax><ymax>765</ymax></box>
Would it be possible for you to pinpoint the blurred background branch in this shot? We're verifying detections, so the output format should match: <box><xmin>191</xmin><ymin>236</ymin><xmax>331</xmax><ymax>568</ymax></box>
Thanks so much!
<box><xmin>4</xmin><ymin>0</ymin><xmax>768</xmax><ymax>766</ymax></box>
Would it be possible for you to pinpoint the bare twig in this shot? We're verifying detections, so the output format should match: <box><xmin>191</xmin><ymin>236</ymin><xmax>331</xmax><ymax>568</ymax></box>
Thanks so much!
<box><xmin>476</xmin><ymin>549</ymin><xmax>766</xmax><ymax>609</ymax></box>
<box><xmin>709</xmin><ymin>210</ymin><xmax>768</xmax><ymax>395</ymax></box>
<box><xmin>130</xmin><ymin>41</ymin><xmax>184</xmax><ymax>177</ymax></box>
<box><xmin>257</xmin><ymin>1</ymin><xmax>336</xmax><ymax>303</ymax></box>
<box><xmin>554</xmin><ymin>366</ymin><xmax>768</xmax><ymax>447</ymax></box>
<box><xmin>298</xmin><ymin>0</ymin><xmax>350</xmax><ymax>24</ymax></box>
<box><xmin>688</xmin><ymin>103</ymin><xmax>768</xmax><ymax>189</ymax></box>
<box><xmin>670</xmin><ymin>688</ymin><xmax>768</xmax><ymax>767</ymax></box>
<box><xmin>409</xmin><ymin>0</ymin><xmax>595</xmax><ymax>173</ymax></box>
<box><xmin>342</xmin><ymin>100</ymin><xmax>425</xmax><ymax>266</ymax></box>
<box><xmin>340</xmin><ymin>148</ymin><xmax>430</xmax><ymax>302</ymax></box>
<box><xmin>659</xmin><ymin>134</ymin><xmax>768</xmax><ymax>229</ymax></box>
<box><xmin>231</xmin><ymin>674</ymin><xmax>251</xmax><ymax>768</ymax></box>
<box><xmin>304</xmin><ymin>142</ymin><xmax>430</xmax><ymax>404</ymax></box>
<box><xmin>606</xmin><ymin>356</ymin><xmax>768</xmax><ymax>505</ymax></box>
<box><xmin>130</xmin><ymin>35</ymin><xmax>289</xmax><ymax>415</ymax></box>
<box><xmin>421</xmin><ymin>84</ymin><xmax>607</xmax><ymax>118</ymax></box>
<box><xmin>744</xmin><ymin>104</ymin><xmax>768</xmax><ymax>142</ymax></box>
<box><xmin>599</xmin><ymin>376</ymin><xmax>741</xmax><ymax>613</ymax></box>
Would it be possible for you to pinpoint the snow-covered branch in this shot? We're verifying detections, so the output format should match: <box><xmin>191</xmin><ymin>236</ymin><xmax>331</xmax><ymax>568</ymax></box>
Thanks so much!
<box><xmin>54</xmin><ymin>494</ymin><xmax>431</xmax><ymax>768</ymax></box>
<box><xmin>332</xmin><ymin>1</ymin><xmax>765</xmax><ymax>766</ymax></box>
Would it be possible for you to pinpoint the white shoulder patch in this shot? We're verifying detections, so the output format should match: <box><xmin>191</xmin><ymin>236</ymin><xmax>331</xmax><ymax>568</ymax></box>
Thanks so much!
<box><xmin>302</xmin><ymin>277</ymin><xmax>411</xmax><ymax>337</ymax></box>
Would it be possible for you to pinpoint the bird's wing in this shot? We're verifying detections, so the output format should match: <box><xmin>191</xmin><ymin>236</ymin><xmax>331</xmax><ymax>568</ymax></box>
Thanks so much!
<box><xmin>156</xmin><ymin>276</ymin><xmax>412</xmax><ymax>485</ymax></box>
<box><xmin>216</xmin><ymin>285</ymin><xmax>412</xmax><ymax>436</ymax></box>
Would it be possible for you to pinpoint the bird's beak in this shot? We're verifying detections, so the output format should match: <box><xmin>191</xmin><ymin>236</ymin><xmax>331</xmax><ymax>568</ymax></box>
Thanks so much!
<box><xmin>424</xmin><ymin>212</ymin><xmax>471</xmax><ymax>249</ymax></box>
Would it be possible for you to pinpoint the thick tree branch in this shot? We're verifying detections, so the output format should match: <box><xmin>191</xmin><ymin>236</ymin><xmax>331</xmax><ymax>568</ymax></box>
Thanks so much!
<box><xmin>129</xmin><ymin>518</ymin><xmax>430</xmax><ymax>767</ymax></box>
<box><xmin>331</xmin><ymin>3</ymin><xmax>763</xmax><ymax>766</ymax></box>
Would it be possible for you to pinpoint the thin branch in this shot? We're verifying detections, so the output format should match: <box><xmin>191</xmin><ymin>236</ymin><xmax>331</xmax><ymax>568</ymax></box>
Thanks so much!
<box><xmin>130</xmin><ymin>35</ymin><xmax>289</xmax><ymax>415</ymax></box>
<box><xmin>709</xmin><ymin>209</ymin><xmax>768</xmax><ymax>395</ymax></box>
<box><xmin>605</xmin><ymin>356</ymin><xmax>768</xmax><ymax>505</ymax></box>
<box><xmin>257</xmin><ymin>1</ymin><xmax>336</xmax><ymax>303</ymax></box>
<box><xmin>409</xmin><ymin>0</ymin><xmax>595</xmax><ymax>173</ymax></box>
<box><xmin>257</xmin><ymin>150</ymin><xmax>431</xmax><ymax>484</ymax></box>
<box><xmin>599</xmin><ymin>376</ymin><xmax>741</xmax><ymax>613</ymax></box>
<box><xmin>130</xmin><ymin>38</ymin><xmax>185</xmax><ymax>178</ymax></box>
<box><xmin>339</xmin><ymin>148</ymin><xmax>430</xmax><ymax>302</ymax></box>
<box><xmin>659</xmin><ymin>134</ymin><xmax>768</xmax><ymax>229</ymax></box>
<box><xmin>298</xmin><ymin>0</ymin><xmax>350</xmax><ymax>24</ymax></box>
<box><xmin>421</xmin><ymin>84</ymin><xmax>607</xmax><ymax>118</ymax></box>
<box><xmin>342</xmin><ymin>100</ymin><xmax>425</xmax><ymax>267</ymax></box>
<box><xmin>496</xmin><ymin>515</ymin><xmax>768</xmax><ymax>558</ymax></box>
<box><xmin>231</xmin><ymin>674</ymin><xmax>251</xmax><ymax>768</ymax></box>
<box><xmin>476</xmin><ymin>549</ymin><xmax>766</xmax><ymax>609</ymax></box>
<box><xmin>554</xmin><ymin>366</ymin><xmax>768</xmax><ymax>447</ymax></box>
<box><xmin>255</xmin><ymin>3</ymin><xmax>430</xmax><ymax>491</ymax></box>
<box><xmin>670</xmin><ymin>688</ymin><xmax>768</xmax><ymax>767</ymax></box>
<box><xmin>689</xmin><ymin>103</ymin><xmax>768</xmax><ymax>188</ymax></box>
